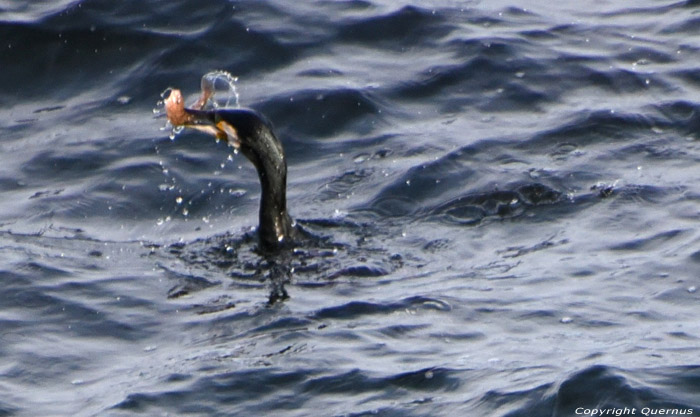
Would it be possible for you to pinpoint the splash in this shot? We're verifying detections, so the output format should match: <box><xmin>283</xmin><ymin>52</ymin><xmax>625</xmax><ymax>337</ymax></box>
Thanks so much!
<box><xmin>197</xmin><ymin>70</ymin><xmax>240</xmax><ymax>110</ymax></box>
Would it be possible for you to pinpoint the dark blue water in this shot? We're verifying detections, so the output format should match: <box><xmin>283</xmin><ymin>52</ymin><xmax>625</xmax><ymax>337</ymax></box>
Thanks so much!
<box><xmin>1</xmin><ymin>0</ymin><xmax>699</xmax><ymax>416</ymax></box>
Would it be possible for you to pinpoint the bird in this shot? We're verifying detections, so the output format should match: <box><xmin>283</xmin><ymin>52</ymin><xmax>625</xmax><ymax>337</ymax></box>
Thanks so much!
<box><xmin>164</xmin><ymin>87</ymin><xmax>296</xmax><ymax>252</ymax></box>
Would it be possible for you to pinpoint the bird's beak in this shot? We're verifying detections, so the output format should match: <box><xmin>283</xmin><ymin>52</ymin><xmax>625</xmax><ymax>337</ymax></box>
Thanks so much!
<box><xmin>184</xmin><ymin>119</ymin><xmax>241</xmax><ymax>149</ymax></box>
<box><xmin>185</xmin><ymin>121</ymin><xmax>240</xmax><ymax>149</ymax></box>
<box><xmin>215</xmin><ymin>120</ymin><xmax>241</xmax><ymax>149</ymax></box>
<box><xmin>186</xmin><ymin>123</ymin><xmax>227</xmax><ymax>142</ymax></box>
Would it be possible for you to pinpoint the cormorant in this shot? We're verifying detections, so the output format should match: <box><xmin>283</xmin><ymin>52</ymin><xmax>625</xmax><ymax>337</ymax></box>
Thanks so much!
<box><xmin>164</xmin><ymin>87</ymin><xmax>295</xmax><ymax>252</ymax></box>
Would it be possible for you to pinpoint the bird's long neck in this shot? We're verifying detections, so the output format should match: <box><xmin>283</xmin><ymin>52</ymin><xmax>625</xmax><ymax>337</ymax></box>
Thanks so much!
<box><xmin>241</xmin><ymin>125</ymin><xmax>294</xmax><ymax>251</ymax></box>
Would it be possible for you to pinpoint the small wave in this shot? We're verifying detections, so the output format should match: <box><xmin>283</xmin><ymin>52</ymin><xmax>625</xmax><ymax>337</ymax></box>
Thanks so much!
<box><xmin>0</xmin><ymin>0</ymin><xmax>76</xmax><ymax>23</ymax></box>
<box><xmin>520</xmin><ymin>110</ymin><xmax>663</xmax><ymax>150</ymax></box>
<box><xmin>258</xmin><ymin>88</ymin><xmax>385</xmax><ymax>138</ymax></box>
<box><xmin>312</xmin><ymin>296</ymin><xmax>450</xmax><ymax>320</ymax></box>
<box><xmin>432</xmin><ymin>182</ymin><xmax>563</xmax><ymax>226</ymax></box>
<box><xmin>479</xmin><ymin>365</ymin><xmax>700</xmax><ymax>416</ymax></box>
<box><xmin>302</xmin><ymin>366</ymin><xmax>460</xmax><ymax>395</ymax></box>
<box><xmin>610</xmin><ymin>228</ymin><xmax>690</xmax><ymax>252</ymax></box>
<box><xmin>336</xmin><ymin>6</ymin><xmax>452</xmax><ymax>48</ymax></box>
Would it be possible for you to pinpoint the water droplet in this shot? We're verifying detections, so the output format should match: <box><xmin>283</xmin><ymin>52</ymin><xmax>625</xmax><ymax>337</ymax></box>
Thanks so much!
<box><xmin>169</xmin><ymin>125</ymin><xmax>184</xmax><ymax>140</ymax></box>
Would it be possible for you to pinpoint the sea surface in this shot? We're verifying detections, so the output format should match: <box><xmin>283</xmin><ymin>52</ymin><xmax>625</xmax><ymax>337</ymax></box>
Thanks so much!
<box><xmin>1</xmin><ymin>0</ymin><xmax>699</xmax><ymax>416</ymax></box>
